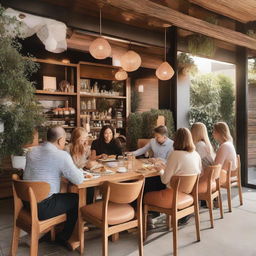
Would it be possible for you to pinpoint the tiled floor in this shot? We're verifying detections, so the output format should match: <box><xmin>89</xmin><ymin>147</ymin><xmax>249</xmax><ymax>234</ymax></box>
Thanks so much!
<box><xmin>0</xmin><ymin>187</ymin><xmax>255</xmax><ymax>256</ymax></box>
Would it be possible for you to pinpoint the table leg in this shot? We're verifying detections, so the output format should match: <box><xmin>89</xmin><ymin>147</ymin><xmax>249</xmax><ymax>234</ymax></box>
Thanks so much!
<box><xmin>68</xmin><ymin>187</ymin><xmax>86</xmax><ymax>253</ymax></box>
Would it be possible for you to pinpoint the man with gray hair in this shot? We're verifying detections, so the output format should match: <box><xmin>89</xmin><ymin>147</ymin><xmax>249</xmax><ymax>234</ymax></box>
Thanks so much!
<box><xmin>23</xmin><ymin>126</ymin><xmax>84</xmax><ymax>247</ymax></box>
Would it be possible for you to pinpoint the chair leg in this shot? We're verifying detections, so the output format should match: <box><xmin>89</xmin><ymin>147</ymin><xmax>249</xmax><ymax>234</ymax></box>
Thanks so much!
<box><xmin>238</xmin><ymin>179</ymin><xmax>243</xmax><ymax>206</ymax></box>
<box><xmin>138</xmin><ymin>211</ymin><xmax>144</xmax><ymax>256</ymax></box>
<box><xmin>172</xmin><ymin>213</ymin><xmax>178</xmax><ymax>256</ymax></box>
<box><xmin>218</xmin><ymin>190</ymin><xmax>224</xmax><ymax>219</ymax></box>
<box><xmin>30</xmin><ymin>228</ymin><xmax>39</xmax><ymax>256</ymax></box>
<box><xmin>166</xmin><ymin>214</ymin><xmax>172</xmax><ymax>231</ymax></box>
<box><xmin>194</xmin><ymin>201</ymin><xmax>200</xmax><ymax>241</ymax></box>
<box><xmin>102</xmin><ymin>231</ymin><xmax>108</xmax><ymax>256</ymax></box>
<box><xmin>50</xmin><ymin>227</ymin><xmax>55</xmax><ymax>241</ymax></box>
<box><xmin>10</xmin><ymin>225</ymin><xmax>20</xmax><ymax>256</ymax></box>
<box><xmin>111</xmin><ymin>233</ymin><xmax>119</xmax><ymax>242</ymax></box>
<box><xmin>227</xmin><ymin>185</ymin><xmax>232</xmax><ymax>212</ymax></box>
<box><xmin>143</xmin><ymin>205</ymin><xmax>148</xmax><ymax>241</ymax></box>
<box><xmin>208</xmin><ymin>199</ymin><xmax>214</xmax><ymax>228</ymax></box>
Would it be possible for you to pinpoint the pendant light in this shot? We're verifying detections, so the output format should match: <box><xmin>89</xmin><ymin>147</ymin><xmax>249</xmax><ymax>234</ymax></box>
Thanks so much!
<box><xmin>115</xmin><ymin>68</ymin><xmax>128</xmax><ymax>80</ymax></box>
<box><xmin>120</xmin><ymin>41</ymin><xmax>141</xmax><ymax>72</ymax></box>
<box><xmin>89</xmin><ymin>8</ymin><xmax>111</xmax><ymax>59</ymax></box>
<box><xmin>156</xmin><ymin>27</ymin><xmax>175</xmax><ymax>80</ymax></box>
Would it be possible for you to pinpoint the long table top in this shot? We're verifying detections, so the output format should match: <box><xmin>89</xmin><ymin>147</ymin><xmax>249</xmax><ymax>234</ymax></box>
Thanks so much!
<box><xmin>74</xmin><ymin>159</ymin><xmax>159</xmax><ymax>189</ymax></box>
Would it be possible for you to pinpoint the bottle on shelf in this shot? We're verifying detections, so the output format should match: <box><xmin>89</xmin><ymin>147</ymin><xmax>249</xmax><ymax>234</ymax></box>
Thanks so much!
<box><xmin>87</xmin><ymin>100</ymin><xmax>91</xmax><ymax>109</ymax></box>
<box><xmin>92</xmin><ymin>98</ymin><xmax>96</xmax><ymax>109</ymax></box>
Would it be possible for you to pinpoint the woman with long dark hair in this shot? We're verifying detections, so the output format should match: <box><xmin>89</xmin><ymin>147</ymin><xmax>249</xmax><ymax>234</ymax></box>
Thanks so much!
<box><xmin>90</xmin><ymin>125</ymin><xmax>122</xmax><ymax>160</ymax></box>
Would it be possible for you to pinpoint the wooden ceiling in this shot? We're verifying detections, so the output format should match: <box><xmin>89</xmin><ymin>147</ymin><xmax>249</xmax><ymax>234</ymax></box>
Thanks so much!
<box><xmin>188</xmin><ymin>0</ymin><xmax>256</xmax><ymax>23</ymax></box>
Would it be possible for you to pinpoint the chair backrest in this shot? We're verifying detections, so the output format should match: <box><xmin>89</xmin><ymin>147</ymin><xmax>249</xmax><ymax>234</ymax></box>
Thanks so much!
<box><xmin>12</xmin><ymin>174</ymin><xmax>50</xmax><ymax>203</ymax></box>
<box><xmin>170</xmin><ymin>174</ymin><xmax>198</xmax><ymax>194</ymax></box>
<box><xmin>206</xmin><ymin>164</ymin><xmax>222</xmax><ymax>181</ymax></box>
<box><xmin>104</xmin><ymin>176</ymin><xmax>145</xmax><ymax>204</ymax></box>
<box><xmin>137</xmin><ymin>139</ymin><xmax>150</xmax><ymax>149</ymax></box>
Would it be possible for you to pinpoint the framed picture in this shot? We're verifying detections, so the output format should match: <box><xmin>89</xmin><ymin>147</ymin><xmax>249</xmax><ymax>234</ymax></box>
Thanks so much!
<box><xmin>43</xmin><ymin>76</ymin><xmax>57</xmax><ymax>91</ymax></box>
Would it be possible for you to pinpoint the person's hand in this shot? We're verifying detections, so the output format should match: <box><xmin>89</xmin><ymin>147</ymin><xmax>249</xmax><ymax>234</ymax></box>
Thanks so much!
<box><xmin>84</xmin><ymin>160</ymin><xmax>98</xmax><ymax>169</ymax></box>
<box><xmin>99</xmin><ymin>154</ymin><xmax>108</xmax><ymax>159</ymax></box>
<box><xmin>154</xmin><ymin>161</ymin><xmax>166</xmax><ymax>172</ymax></box>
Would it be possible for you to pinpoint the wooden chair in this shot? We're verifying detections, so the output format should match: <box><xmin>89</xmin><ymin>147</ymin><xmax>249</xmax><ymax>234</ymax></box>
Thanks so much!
<box><xmin>143</xmin><ymin>174</ymin><xmax>200</xmax><ymax>256</ymax></box>
<box><xmin>80</xmin><ymin>176</ymin><xmax>145</xmax><ymax>256</ymax></box>
<box><xmin>198</xmin><ymin>165</ymin><xmax>223</xmax><ymax>228</ymax></box>
<box><xmin>10</xmin><ymin>174</ymin><xmax>66</xmax><ymax>256</ymax></box>
<box><xmin>221</xmin><ymin>155</ymin><xmax>243</xmax><ymax>212</ymax></box>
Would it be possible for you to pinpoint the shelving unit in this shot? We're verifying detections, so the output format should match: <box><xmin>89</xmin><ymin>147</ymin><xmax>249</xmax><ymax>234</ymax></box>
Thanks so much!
<box><xmin>32</xmin><ymin>58</ymin><xmax>130</xmax><ymax>140</ymax></box>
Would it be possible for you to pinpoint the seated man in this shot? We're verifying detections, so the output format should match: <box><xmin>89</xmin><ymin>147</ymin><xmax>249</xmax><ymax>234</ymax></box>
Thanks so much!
<box><xmin>23</xmin><ymin>126</ymin><xmax>84</xmax><ymax>246</ymax></box>
<box><xmin>132</xmin><ymin>125</ymin><xmax>174</xmax><ymax>163</ymax></box>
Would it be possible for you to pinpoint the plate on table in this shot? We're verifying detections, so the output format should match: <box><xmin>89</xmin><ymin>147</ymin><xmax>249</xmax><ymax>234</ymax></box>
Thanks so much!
<box><xmin>117</xmin><ymin>167</ymin><xmax>127</xmax><ymax>173</ymax></box>
<box><xmin>106</xmin><ymin>162</ymin><xmax>118</xmax><ymax>168</ymax></box>
<box><xmin>83</xmin><ymin>171</ymin><xmax>101</xmax><ymax>180</ymax></box>
<box><xmin>98</xmin><ymin>158</ymin><xmax>117</xmax><ymax>162</ymax></box>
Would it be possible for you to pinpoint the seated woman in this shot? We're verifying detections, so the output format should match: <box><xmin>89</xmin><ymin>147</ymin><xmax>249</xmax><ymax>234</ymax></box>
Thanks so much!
<box><xmin>65</xmin><ymin>127</ymin><xmax>91</xmax><ymax>168</ymax></box>
<box><xmin>65</xmin><ymin>127</ymin><xmax>96</xmax><ymax>203</ymax></box>
<box><xmin>90</xmin><ymin>125</ymin><xmax>122</xmax><ymax>160</ymax></box>
<box><xmin>144</xmin><ymin>128</ymin><xmax>202</xmax><ymax>210</ymax></box>
<box><xmin>213</xmin><ymin>122</ymin><xmax>237</xmax><ymax>185</ymax></box>
<box><xmin>191</xmin><ymin>122</ymin><xmax>215</xmax><ymax>171</ymax></box>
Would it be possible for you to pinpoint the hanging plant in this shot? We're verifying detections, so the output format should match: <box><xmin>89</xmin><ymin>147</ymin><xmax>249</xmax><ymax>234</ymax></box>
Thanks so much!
<box><xmin>187</xmin><ymin>16</ymin><xmax>218</xmax><ymax>57</ymax></box>
<box><xmin>246</xmin><ymin>21</ymin><xmax>256</xmax><ymax>39</ymax></box>
<box><xmin>177</xmin><ymin>52</ymin><xmax>198</xmax><ymax>76</ymax></box>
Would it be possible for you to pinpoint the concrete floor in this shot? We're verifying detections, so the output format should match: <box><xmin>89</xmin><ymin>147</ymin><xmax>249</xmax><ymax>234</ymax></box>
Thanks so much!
<box><xmin>0</xmin><ymin>187</ymin><xmax>255</xmax><ymax>256</ymax></box>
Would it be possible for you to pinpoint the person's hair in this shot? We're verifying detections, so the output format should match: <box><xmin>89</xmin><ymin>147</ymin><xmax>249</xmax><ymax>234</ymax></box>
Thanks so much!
<box><xmin>191</xmin><ymin>122</ymin><xmax>215</xmax><ymax>156</ymax></box>
<box><xmin>173</xmin><ymin>128</ymin><xmax>195</xmax><ymax>152</ymax></box>
<box><xmin>70</xmin><ymin>127</ymin><xmax>88</xmax><ymax>161</ymax></box>
<box><xmin>99</xmin><ymin>125</ymin><xmax>115</xmax><ymax>142</ymax></box>
<box><xmin>47</xmin><ymin>126</ymin><xmax>65</xmax><ymax>143</ymax></box>
<box><xmin>154</xmin><ymin>125</ymin><xmax>168</xmax><ymax>136</ymax></box>
<box><xmin>213</xmin><ymin>122</ymin><xmax>233</xmax><ymax>142</ymax></box>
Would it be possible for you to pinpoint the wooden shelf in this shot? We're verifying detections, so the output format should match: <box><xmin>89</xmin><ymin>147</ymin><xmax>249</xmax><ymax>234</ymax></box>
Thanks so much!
<box><xmin>80</xmin><ymin>93</ymin><xmax>126</xmax><ymax>99</ymax></box>
<box><xmin>30</xmin><ymin>58</ymin><xmax>78</xmax><ymax>67</ymax></box>
<box><xmin>35</xmin><ymin>90</ymin><xmax>77</xmax><ymax>96</ymax></box>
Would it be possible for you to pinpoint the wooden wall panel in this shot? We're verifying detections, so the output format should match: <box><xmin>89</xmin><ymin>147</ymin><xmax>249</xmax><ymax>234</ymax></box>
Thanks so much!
<box><xmin>248</xmin><ymin>84</ymin><xmax>256</xmax><ymax>167</ymax></box>
<box><xmin>135</xmin><ymin>77</ymin><xmax>158</xmax><ymax>112</ymax></box>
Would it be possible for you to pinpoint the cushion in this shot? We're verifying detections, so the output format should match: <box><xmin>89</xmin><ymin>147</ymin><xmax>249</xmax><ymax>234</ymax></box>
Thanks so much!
<box><xmin>144</xmin><ymin>188</ymin><xmax>194</xmax><ymax>210</ymax></box>
<box><xmin>81</xmin><ymin>201</ymin><xmax>135</xmax><ymax>225</ymax></box>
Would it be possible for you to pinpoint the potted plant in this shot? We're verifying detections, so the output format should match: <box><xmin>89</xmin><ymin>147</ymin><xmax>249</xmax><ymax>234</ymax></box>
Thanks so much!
<box><xmin>126</xmin><ymin>109</ymin><xmax>175</xmax><ymax>151</ymax></box>
<box><xmin>0</xmin><ymin>6</ymin><xmax>44</xmax><ymax>168</ymax></box>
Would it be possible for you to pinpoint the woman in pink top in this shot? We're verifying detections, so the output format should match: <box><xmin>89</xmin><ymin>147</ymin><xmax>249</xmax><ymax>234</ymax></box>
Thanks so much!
<box><xmin>213</xmin><ymin>122</ymin><xmax>237</xmax><ymax>185</ymax></box>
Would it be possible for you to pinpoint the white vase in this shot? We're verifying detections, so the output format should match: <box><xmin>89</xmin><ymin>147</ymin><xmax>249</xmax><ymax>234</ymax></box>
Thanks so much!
<box><xmin>11</xmin><ymin>155</ymin><xmax>26</xmax><ymax>170</ymax></box>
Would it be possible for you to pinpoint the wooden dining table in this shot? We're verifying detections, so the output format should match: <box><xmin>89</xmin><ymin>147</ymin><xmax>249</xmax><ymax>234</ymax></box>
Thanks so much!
<box><xmin>67</xmin><ymin>158</ymin><xmax>160</xmax><ymax>253</ymax></box>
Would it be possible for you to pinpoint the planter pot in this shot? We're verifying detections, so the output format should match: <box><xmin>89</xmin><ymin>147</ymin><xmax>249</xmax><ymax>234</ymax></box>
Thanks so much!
<box><xmin>11</xmin><ymin>155</ymin><xmax>26</xmax><ymax>170</ymax></box>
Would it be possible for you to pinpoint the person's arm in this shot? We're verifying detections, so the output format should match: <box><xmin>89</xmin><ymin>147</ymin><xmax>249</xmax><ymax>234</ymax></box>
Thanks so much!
<box><xmin>61</xmin><ymin>152</ymin><xmax>84</xmax><ymax>185</ymax></box>
<box><xmin>132</xmin><ymin>142</ymin><xmax>151</xmax><ymax>157</ymax></box>
<box><xmin>160</xmin><ymin>152</ymin><xmax>179</xmax><ymax>185</ymax></box>
<box><xmin>214</xmin><ymin>144</ymin><xmax>228</xmax><ymax>168</ymax></box>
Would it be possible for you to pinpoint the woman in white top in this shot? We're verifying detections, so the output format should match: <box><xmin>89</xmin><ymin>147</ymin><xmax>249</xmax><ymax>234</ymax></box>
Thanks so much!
<box><xmin>213</xmin><ymin>122</ymin><xmax>237</xmax><ymax>185</ymax></box>
<box><xmin>144</xmin><ymin>128</ymin><xmax>202</xmax><ymax>209</ymax></box>
<box><xmin>191</xmin><ymin>122</ymin><xmax>215</xmax><ymax>171</ymax></box>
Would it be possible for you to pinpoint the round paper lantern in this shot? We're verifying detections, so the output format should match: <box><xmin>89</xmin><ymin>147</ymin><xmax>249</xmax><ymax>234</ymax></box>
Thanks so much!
<box><xmin>120</xmin><ymin>50</ymin><xmax>141</xmax><ymax>72</ymax></box>
<box><xmin>89</xmin><ymin>37</ymin><xmax>111</xmax><ymax>60</ymax></box>
<box><xmin>115</xmin><ymin>69</ymin><xmax>128</xmax><ymax>80</ymax></box>
<box><xmin>156</xmin><ymin>61</ymin><xmax>175</xmax><ymax>80</ymax></box>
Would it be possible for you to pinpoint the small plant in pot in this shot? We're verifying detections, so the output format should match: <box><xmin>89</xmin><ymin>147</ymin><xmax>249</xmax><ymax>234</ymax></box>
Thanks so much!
<box><xmin>0</xmin><ymin>6</ymin><xmax>44</xmax><ymax>168</ymax></box>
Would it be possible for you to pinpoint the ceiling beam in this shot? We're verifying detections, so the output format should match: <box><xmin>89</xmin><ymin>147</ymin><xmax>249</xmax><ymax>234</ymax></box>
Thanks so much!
<box><xmin>104</xmin><ymin>0</ymin><xmax>256</xmax><ymax>50</ymax></box>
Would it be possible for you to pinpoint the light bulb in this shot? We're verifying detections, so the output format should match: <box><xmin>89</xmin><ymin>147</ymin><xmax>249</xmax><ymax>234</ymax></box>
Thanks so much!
<box><xmin>120</xmin><ymin>50</ymin><xmax>141</xmax><ymax>72</ymax></box>
<box><xmin>89</xmin><ymin>37</ymin><xmax>111</xmax><ymax>59</ymax></box>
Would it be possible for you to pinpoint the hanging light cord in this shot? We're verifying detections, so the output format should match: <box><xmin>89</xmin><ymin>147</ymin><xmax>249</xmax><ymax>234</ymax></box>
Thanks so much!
<box><xmin>100</xmin><ymin>8</ymin><xmax>102</xmax><ymax>36</ymax></box>
<box><xmin>164</xmin><ymin>27</ymin><xmax>166</xmax><ymax>62</ymax></box>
